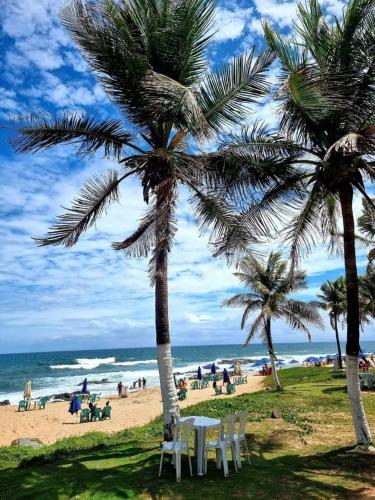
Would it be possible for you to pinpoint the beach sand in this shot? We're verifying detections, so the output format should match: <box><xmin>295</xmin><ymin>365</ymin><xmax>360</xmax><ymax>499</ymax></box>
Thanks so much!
<box><xmin>0</xmin><ymin>373</ymin><xmax>264</xmax><ymax>447</ymax></box>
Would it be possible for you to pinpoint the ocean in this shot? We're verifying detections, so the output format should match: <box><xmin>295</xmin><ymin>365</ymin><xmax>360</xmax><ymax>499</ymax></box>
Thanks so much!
<box><xmin>1</xmin><ymin>341</ymin><xmax>374</xmax><ymax>404</ymax></box>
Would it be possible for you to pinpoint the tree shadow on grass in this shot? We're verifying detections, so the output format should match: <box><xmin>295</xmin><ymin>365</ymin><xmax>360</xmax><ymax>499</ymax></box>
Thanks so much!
<box><xmin>0</xmin><ymin>443</ymin><xmax>374</xmax><ymax>500</ymax></box>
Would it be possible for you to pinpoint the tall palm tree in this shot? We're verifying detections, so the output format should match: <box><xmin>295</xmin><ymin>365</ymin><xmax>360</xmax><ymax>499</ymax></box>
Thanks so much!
<box><xmin>210</xmin><ymin>0</ymin><xmax>375</xmax><ymax>445</ymax></box>
<box><xmin>9</xmin><ymin>0</ymin><xmax>274</xmax><ymax>437</ymax></box>
<box><xmin>224</xmin><ymin>252</ymin><xmax>322</xmax><ymax>390</ymax></box>
<box><xmin>317</xmin><ymin>277</ymin><xmax>346</xmax><ymax>369</ymax></box>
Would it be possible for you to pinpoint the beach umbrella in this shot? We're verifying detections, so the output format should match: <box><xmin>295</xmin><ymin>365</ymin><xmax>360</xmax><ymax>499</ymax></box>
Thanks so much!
<box><xmin>81</xmin><ymin>378</ymin><xmax>88</xmax><ymax>394</ymax></box>
<box><xmin>289</xmin><ymin>359</ymin><xmax>299</xmax><ymax>364</ymax></box>
<box><xmin>23</xmin><ymin>380</ymin><xmax>32</xmax><ymax>400</ymax></box>
<box><xmin>197</xmin><ymin>366</ymin><xmax>202</xmax><ymax>380</ymax></box>
<box><xmin>251</xmin><ymin>359</ymin><xmax>267</xmax><ymax>368</ymax></box>
<box><xmin>304</xmin><ymin>356</ymin><xmax>320</xmax><ymax>363</ymax></box>
<box><xmin>68</xmin><ymin>395</ymin><xmax>81</xmax><ymax>415</ymax></box>
<box><xmin>257</xmin><ymin>357</ymin><xmax>269</xmax><ymax>364</ymax></box>
<box><xmin>210</xmin><ymin>363</ymin><xmax>216</xmax><ymax>374</ymax></box>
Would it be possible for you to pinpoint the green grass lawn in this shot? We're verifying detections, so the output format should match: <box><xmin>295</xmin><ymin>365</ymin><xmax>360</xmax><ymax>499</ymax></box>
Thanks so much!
<box><xmin>0</xmin><ymin>368</ymin><xmax>374</xmax><ymax>499</ymax></box>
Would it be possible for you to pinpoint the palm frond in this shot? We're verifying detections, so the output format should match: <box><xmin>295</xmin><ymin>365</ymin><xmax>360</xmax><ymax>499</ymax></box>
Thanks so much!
<box><xmin>244</xmin><ymin>312</ymin><xmax>265</xmax><ymax>348</ymax></box>
<box><xmin>198</xmin><ymin>49</ymin><xmax>274</xmax><ymax>133</ymax></box>
<box><xmin>10</xmin><ymin>113</ymin><xmax>134</xmax><ymax>158</ymax></box>
<box><xmin>140</xmin><ymin>70</ymin><xmax>208</xmax><ymax>138</ymax></box>
<box><xmin>34</xmin><ymin>170</ymin><xmax>123</xmax><ymax>247</ymax></box>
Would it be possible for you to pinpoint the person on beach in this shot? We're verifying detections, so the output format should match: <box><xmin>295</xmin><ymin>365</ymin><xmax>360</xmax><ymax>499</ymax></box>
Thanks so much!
<box><xmin>117</xmin><ymin>381</ymin><xmax>123</xmax><ymax>398</ymax></box>
<box><xmin>89</xmin><ymin>402</ymin><xmax>96</xmax><ymax>421</ymax></box>
<box><xmin>142</xmin><ymin>377</ymin><xmax>146</xmax><ymax>389</ymax></box>
<box><xmin>138</xmin><ymin>378</ymin><xmax>142</xmax><ymax>388</ymax></box>
<box><xmin>223</xmin><ymin>368</ymin><xmax>230</xmax><ymax>385</ymax></box>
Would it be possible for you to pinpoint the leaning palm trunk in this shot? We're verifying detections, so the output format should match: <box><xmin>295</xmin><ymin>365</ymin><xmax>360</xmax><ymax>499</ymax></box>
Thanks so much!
<box><xmin>339</xmin><ymin>185</ymin><xmax>372</xmax><ymax>445</ymax></box>
<box><xmin>333</xmin><ymin>314</ymin><xmax>343</xmax><ymax>370</ymax></box>
<box><xmin>266</xmin><ymin>319</ymin><xmax>282</xmax><ymax>391</ymax></box>
<box><xmin>269</xmin><ymin>352</ymin><xmax>282</xmax><ymax>391</ymax></box>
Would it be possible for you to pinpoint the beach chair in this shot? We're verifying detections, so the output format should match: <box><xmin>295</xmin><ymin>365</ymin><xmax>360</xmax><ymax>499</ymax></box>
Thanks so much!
<box><xmin>191</xmin><ymin>381</ymin><xmax>199</xmax><ymax>390</ymax></box>
<box><xmin>91</xmin><ymin>407</ymin><xmax>102</xmax><ymax>421</ymax></box>
<box><xmin>227</xmin><ymin>384</ymin><xmax>236</xmax><ymax>395</ymax></box>
<box><xmin>38</xmin><ymin>397</ymin><xmax>48</xmax><ymax>410</ymax></box>
<box><xmin>159</xmin><ymin>418</ymin><xmax>194</xmax><ymax>482</ymax></box>
<box><xmin>178</xmin><ymin>389</ymin><xmax>187</xmax><ymax>401</ymax></box>
<box><xmin>76</xmin><ymin>395</ymin><xmax>83</xmax><ymax>404</ymax></box>
<box><xmin>80</xmin><ymin>408</ymin><xmax>90</xmax><ymax>423</ymax></box>
<box><xmin>242</xmin><ymin>376</ymin><xmax>248</xmax><ymax>384</ymax></box>
<box><xmin>88</xmin><ymin>394</ymin><xmax>97</xmax><ymax>404</ymax></box>
<box><xmin>18</xmin><ymin>400</ymin><xmax>30</xmax><ymax>412</ymax></box>
<box><xmin>233</xmin><ymin>411</ymin><xmax>251</xmax><ymax>467</ymax></box>
<box><xmin>214</xmin><ymin>386</ymin><xmax>222</xmax><ymax>395</ymax></box>
<box><xmin>201</xmin><ymin>380</ymin><xmax>209</xmax><ymax>389</ymax></box>
<box><xmin>101</xmin><ymin>406</ymin><xmax>112</xmax><ymax>420</ymax></box>
<box><xmin>204</xmin><ymin>415</ymin><xmax>238</xmax><ymax>477</ymax></box>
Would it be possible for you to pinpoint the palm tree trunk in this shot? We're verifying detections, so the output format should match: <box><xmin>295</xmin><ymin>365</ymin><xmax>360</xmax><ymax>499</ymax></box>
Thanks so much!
<box><xmin>266</xmin><ymin>318</ymin><xmax>282</xmax><ymax>391</ymax></box>
<box><xmin>333</xmin><ymin>313</ymin><xmax>343</xmax><ymax>370</ymax></box>
<box><xmin>155</xmin><ymin>197</ymin><xmax>179</xmax><ymax>441</ymax></box>
<box><xmin>339</xmin><ymin>184</ymin><xmax>372</xmax><ymax>446</ymax></box>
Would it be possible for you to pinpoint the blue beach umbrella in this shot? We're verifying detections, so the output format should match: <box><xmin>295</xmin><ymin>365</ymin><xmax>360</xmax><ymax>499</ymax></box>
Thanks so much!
<box><xmin>304</xmin><ymin>356</ymin><xmax>320</xmax><ymax>363</ymax></box>
<box><xmin>251</xmin><ymin>359</ymin><xmax>267</xmax><ymax>368</ymax></box>
<box><xmin>82</xmin><ymin>378</ymin><xmax>88</xmax><ymax>394</ymax></box>
<box><xmin>289</xmin><ymin>359</ymin><xmax>299</xmax><ymax>364</ymax></box>
<box><xmin>197</xmin><ymin>366</ymin><xmax>202</xmax><ymax>380</ymax></box>
<box><xmin>68</xmin><ymin>395</ymin><xmax>81</xmax><ymax>415</ymax></box>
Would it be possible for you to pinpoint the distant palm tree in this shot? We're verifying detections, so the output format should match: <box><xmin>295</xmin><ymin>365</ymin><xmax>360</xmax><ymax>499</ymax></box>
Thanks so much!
<box><xmin>214</xmin><ymin>0</ymin><xmax>375</xmax><ymax>446</ymax></box>
<box><xmin>10</xmin><ymin>0</ymin><xmax>274</xmax><ymax>438</ymax></box>
<box><xmin>358</xmin><ymin>197</ymin><xmax>375</xmax><ymax>267</ymax></box>
<box><xmin>359</xmin><ymin>268</ymin><xmax>375</xmax><ymax>320</ymax></box>
<box><xmin>317</xmin><ymin>277</ymin><xmax>346</xmax><ymax>369</ymax></box>
<box><xmin>224</xmin><ymin>252</ymin><xmax>322</xmax><ymax>390</ymax></box>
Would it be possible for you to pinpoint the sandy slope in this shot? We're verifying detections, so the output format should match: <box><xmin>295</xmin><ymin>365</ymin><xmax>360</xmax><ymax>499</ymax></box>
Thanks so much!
<box><xmin>0</xmin><ymin>373</ymin><xmax>264</xmax><ymax>446</ymax></box>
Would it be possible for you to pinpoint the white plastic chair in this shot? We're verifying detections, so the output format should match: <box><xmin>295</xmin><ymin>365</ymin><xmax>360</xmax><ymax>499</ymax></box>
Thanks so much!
<box><xmin>159</xmin><ymin>417</ymin><xmax>194</xmax><ymax>482</ymax></box>
<box><xmin>204</xmin><ymin>415</ymin><xmax>238</xmax><ymax>477</ymax></box>
<box><xmin>233</xmin><ymin>411</ymin><xmax>251</xmax><ymax>468</ymax></box>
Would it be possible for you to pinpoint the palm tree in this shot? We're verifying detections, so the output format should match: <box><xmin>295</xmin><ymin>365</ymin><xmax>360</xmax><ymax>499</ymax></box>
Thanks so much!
<box><xmin>224</xmin><ymin>252</ymin><xmax>322</xmax><ymax>390</ymax></box>
<box><xmin>358</xmin><ymin>197</ymin><xmax>375</xmax><ymax>267</ymax></box>
<box><xmin>9</xmin><ymin>0</ymin><xmax>274</xmax><ymax>437</ymax></box>
<box><xmin>210</xmin><ymin>0</ymin><xmax>375</xmax><ymax>445</ymax></box>
<box><xmin>317</xmin><ymin>277</ymin><xmax>346</xmax><ymax>369</ymax></box>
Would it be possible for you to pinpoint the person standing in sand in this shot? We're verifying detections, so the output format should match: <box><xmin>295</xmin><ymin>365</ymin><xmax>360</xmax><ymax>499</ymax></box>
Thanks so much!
<box><xmin>117</xmin><ymin>381</ymin><xmax>123</xmax><ymax>398</ymax></box>
<box><xmin>23</xmin><ymin>379</ymin><xmax>32</xmax><ymax>400</ymax></box>
<box><xmin>142</xmin><ymin>378</ymin><xmax>146</xmax><ymax>389</ymax></box>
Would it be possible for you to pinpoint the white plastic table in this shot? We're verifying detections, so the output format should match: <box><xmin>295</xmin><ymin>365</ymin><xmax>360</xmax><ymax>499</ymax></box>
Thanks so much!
<box><xmin>178</xmin><ymin>415</ymin><xmax>221</xmax><ymax>475</ymax></box>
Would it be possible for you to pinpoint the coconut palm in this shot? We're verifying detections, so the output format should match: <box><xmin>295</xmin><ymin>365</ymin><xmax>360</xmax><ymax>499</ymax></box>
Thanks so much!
<box><xmin>224</xmin><ymin>252</ymin><xmax>322</xmax><ymax>390</ymax></box>
<box><xmin>317</xmin><ymin>277</ymin><xmax>346</xmax><ymax>369</ymax></box>
<box><xmin>358</xmin><ymin>197</ymin><xmax>375</xmax><ymax>266</ymax></box>
<box><xmin>211</xmin><ymin>0</ymin><xmax>375</xmax><ymax>446</ymax></box>
<box><xmin>9</xmin><ymin>0</ymin><xmax>275</xmax><ymax>437</ymax></box>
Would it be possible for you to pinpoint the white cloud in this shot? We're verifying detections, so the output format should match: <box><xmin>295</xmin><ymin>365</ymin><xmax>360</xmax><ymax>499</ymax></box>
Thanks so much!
<box><xmin>252</xmin><ymin>0</ymin><xmax>298</xmax><ymax>28</ymax></box>
<box><xmin>186</xmin><ymin>313</ymin><xmax>214</xmax><ymax>324</ymax></box>
<box><xmin>213</xmin><ymin>7</ymin><xmax>254</xmax><ymax>41</ymax></box>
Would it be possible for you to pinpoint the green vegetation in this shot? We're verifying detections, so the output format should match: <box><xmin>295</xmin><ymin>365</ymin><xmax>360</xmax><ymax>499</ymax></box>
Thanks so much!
<box><xmin>1</xmin><ymin>368</ymin><xmax>374</xmax><ymax>499</ymax></box>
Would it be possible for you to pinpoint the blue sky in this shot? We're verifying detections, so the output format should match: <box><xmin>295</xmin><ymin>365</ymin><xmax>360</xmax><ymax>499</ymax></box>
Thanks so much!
<box><xmin>0</xmin><ymin>0</ymin><xmax>374</xmax><ymax>354</ymax></box>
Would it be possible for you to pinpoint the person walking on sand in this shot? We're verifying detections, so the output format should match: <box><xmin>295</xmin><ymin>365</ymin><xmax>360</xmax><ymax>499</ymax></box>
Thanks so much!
<box><xmin>142</xmin><ymin>377</ymin><xmax>146</xmax><ymax>389</ymax></box>
<box><xmin>117</xmin><ymin>381</ymin><xmax>123</xmax><ymax>398</ymax></box>
<box><xmin>138</xmin><ymin>378</ymin><xmax>142</xmax><ymax>388</ymax></box>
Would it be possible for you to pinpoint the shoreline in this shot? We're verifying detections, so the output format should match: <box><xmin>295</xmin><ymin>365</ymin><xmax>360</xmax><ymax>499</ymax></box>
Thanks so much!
<box><xmin>0</xmin><ymin>372</ymin><xmax>264</xmax><ymax>447</ymax></box>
